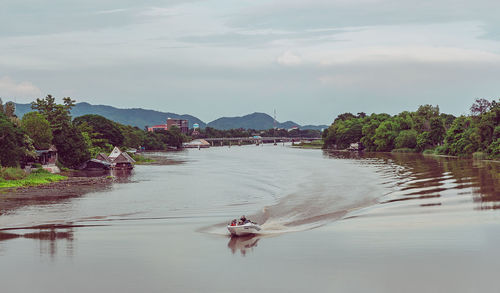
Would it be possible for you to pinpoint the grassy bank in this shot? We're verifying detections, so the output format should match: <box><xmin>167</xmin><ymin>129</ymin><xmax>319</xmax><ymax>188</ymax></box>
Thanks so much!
<box><xmin>293</xmin><ymin>140</ymin><xmax>324</xmax><ymax>149</ymax></box>
<box><xmin>131</xmin><ymin>153</ymin><xmax>156</xmax><ymax>165</ymax></box>
<box><xmin>0</xmin><ymin>168</ymin><xmax>67</xmax><ymax>189</ymax></box>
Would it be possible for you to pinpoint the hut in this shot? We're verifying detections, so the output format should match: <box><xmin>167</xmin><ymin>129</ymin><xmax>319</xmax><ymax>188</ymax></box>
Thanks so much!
<box><xmin>111</xmin><ymin>152</ymin><xmax>135</xmax><ymax>169</ymax></box>
<box><xmin>96</xmin><ymin>153</ymin><xmax>110</xmax><ymax>162</ymax></box>
<box><xmin>107</xmin><ymin>147</ymin><xmax>136</xmax><ymax>169</ymax></box>
<box><xmin>79</xmin><ymin>159</ymin><xmax>112</xmax><ymax>171</ymax></box>
<box><xmin>35</xmin><ymin>145</ymin><xmax>58</xmax><ymax>165</ymax></box>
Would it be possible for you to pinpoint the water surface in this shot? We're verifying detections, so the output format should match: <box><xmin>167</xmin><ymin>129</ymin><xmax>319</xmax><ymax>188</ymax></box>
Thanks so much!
<box><xmin>0</xmin><ymin>145</ymin><xmax>499</xmax><ymax>292</ymax></box>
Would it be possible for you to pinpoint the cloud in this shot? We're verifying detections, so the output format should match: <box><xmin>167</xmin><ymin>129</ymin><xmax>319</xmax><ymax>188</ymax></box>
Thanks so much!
<box><xmin>277</xmin><ymin>51</ymin><xmax>302</xmax><ymax>65</ymax></box>
<box><xmin>95</xmin><ymin>8</ymin><xmax>129</xmax><ymax>15</ymax></box>
<box><xmin>0</xmin><ymin>76</ymin><xmax>42</xmax><ymax>98</ymax></box>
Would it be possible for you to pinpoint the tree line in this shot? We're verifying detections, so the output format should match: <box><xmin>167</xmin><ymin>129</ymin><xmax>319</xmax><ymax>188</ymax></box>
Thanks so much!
<box><xmin>323</xmin><ymin>99</ymin><xmax>500</xmax><ymax>159</ymax></box>
<box><xmin>192</xmin><ymin>126</ymin><xmax>321</xmax><ymax>139</ymax></box>
<box><xmin>0</xmin><ymin>95</ymin><xmax>187</xmax><ymax>169</ymax></box>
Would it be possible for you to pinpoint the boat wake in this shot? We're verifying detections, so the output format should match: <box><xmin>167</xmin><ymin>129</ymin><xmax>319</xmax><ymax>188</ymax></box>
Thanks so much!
<box><xmin>203</xmin><ymin>164</ymin><xmax>386</xmax><ymax>236</ymax></box>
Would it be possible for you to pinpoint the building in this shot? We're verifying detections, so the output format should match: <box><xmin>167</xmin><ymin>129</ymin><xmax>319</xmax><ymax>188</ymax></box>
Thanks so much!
<box><xmin>147</xmin><ymin>118</ymin><xmax>189</xmax><ymax>134</ymax></box>
<box><xmin>166</xmin><ymin>118</ymin><xmax>188</xmax><ymax>134</ymax></box>
<box><xmin>35</xmin><ymin>145</ymin><xmax>58</xmax><ymax>165</ymax></box>
<box><xmin>147</xmin><ymin>124</ymin><xmax>168</xmax><ymax>132</ymax></box>
<box><xmin>108</xmin><ymin>146</ymin><xmax>136</xmax><ymax>169</ymax></box>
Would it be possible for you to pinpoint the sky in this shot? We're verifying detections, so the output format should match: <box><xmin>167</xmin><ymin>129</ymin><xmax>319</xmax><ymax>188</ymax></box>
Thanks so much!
<box><xmin>1</xmin><ymin>0</ymin><xmax>500</xmax><ymax>125</ymax></box>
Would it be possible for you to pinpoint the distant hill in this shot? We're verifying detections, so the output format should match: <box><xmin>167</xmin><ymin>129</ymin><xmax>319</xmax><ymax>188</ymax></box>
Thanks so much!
<box><xmin>206</xmin><ymin>112</ymin><xmax>327</xmax><ymax>130</ymax></box>
<box><xmin>14</xmin><ymin>102</ymin><xmax>206</xmax><ymax>129</ymax></box>
<box><xmin>14</xmin><ymin>102</ymin><xmax>326</xmax><ymax>131</ymax></box>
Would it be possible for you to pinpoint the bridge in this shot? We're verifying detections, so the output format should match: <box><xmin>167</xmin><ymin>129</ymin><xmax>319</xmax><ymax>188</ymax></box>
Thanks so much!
<box><xmin>202</xmin><ymin>137</ymin><xmax>322</xmax><ymax>146</ymax></box>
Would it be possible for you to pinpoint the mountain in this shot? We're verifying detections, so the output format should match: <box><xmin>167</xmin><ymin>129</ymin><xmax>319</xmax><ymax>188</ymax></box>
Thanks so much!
<box><xmin>14</xmin><ymin>102</ymin><xmax>206</xmax><ymax>129</ymax></box>
<box><xmin>14</xmin><ymin>102</ymin><xmax>326</xmax><ymax>131</ymax></box>
<box><xmin>206</xmin><ymin>112</ymin><xmax>326</xmax><ymax>130</ymax></box>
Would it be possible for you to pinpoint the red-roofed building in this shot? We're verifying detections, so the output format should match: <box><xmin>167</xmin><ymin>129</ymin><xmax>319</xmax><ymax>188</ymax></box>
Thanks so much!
<box><xmin>147</xmin><ymin>118</ymin><xmax>189</xmax><ymax>134</ymax></box>
<box><xmin>147</xmin><ymin>124</ymin><xmax>168</xmax><ymax>132</ymax></box>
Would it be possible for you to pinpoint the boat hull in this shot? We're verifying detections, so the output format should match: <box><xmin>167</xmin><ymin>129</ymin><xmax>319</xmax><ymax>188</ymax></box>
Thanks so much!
<box><xmin>227</xmin><ymin>223</ymin><xmax>261</xmax><ymax>236</ymax></box>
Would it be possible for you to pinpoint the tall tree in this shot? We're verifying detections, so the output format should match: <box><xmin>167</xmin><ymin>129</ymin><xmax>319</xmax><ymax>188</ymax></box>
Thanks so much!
<box><xmin>31</xmin><ymin>95</ymin><xmax>89</xmax><ymax>168</ymax></box>
<box><xmin>73</xmin><ymin>114</ymin><xmax>124</xmax><ymax>147</ymax></box>
<box><xmin>21</xmin><ymin>112</ymin><xmax>53</xmax><ymax>150</ymax></box>
<box><xmin>0</xmin><ymin>113</ymin><xmax>26</xmax><ymax>167</ymax></box>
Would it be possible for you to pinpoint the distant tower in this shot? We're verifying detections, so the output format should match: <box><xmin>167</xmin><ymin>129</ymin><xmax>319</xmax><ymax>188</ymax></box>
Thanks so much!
<box><xmin>273</xmin><ymin>109</ymin><xmax>277</xmax><ymax>130</ymax></box>
<box><xmin>192</xmin><ymin>123</ymin><xmax>200</xmax><ymax>136</ymax></box>
<box><xmin>273</xmin><ymin>109</ymin><xmax>277</xmax><ymax>145</ymax></box>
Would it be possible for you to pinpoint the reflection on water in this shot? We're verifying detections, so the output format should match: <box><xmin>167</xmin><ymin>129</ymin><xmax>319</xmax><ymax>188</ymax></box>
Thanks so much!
<box><xmin>325</xmin><ymin>151</ymin><xmax>500</xmax><ymax>215</ymax></box>
<box><xmin>227</xmin><ymin>234</ymin><xmax>261</xmax><ymax>256</ymax></box>
<box><xmin>0</xmin><ymin>147</ymin><xmax>500</xmax><ymax>292</ymax></box>
<box><xmin>0</xmin><ymin>228</ymin><xmax>75</xmax><ymax>258</ymax></box>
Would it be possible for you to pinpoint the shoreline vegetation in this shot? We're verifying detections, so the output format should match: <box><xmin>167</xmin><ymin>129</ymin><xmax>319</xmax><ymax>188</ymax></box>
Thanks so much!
<box><xmin>0</xmin><ymin>168</ymin><xmax>67</xmax><ymax>189</ymax></box>
<box><xmin>292</xmin><ymin>139</ymin><xmax>324</xmax><ymax>149</ymax></box>
<box><xmin>1</xmin><ymin>95</ymin><xmax>498</xmax><ymax>191</ymax></box>
<box><xmin>322</xmin><ymin>99</ymin><xmax>500</xmax><ymax>160</ymax></box>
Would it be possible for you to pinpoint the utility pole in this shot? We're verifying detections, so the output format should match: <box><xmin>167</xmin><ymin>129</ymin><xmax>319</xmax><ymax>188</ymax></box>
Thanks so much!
<box><xmin>273</xmin><ymin>109</ymin><xmax>277</xmax><ymax>145</ymax></box>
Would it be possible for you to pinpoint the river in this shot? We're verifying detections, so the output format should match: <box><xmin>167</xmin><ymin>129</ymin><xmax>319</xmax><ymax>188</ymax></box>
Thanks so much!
<box><xmin>0</xmin><ymin>145</ymin><xmax>499</xmax><ymax>292</ymax></box>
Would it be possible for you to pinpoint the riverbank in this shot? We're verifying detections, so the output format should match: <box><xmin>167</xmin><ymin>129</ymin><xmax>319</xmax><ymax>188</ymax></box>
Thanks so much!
<box><xmin>0</xmin><ymin>168</ymin><xmax>67</xmax><ymax>189</ymax></box>
<box><xmin>0</xmin><ymin>176</ymin><xmax>115</xmax><ymax>216</ymax></box>
<box><xmin>292</xmin><ymin>139</ymin><xmax>323</xmax><ymax>149</ymax></box>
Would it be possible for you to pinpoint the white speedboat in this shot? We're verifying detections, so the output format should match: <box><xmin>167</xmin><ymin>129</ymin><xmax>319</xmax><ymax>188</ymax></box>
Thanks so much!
<box><xmin>227</xmin><ymin>222</ymin><xmax>262</xmax><ymax>236</ymax></box>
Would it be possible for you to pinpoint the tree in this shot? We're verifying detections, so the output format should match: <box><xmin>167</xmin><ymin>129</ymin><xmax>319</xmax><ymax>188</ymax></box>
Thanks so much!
<box><xmin>31</xmin><ymin>95</ymin><xmax>89</xmax><ymax>167</ymax></box>
<box><xmin>73</xmin><ymin>114</ymin><xmax>124</xmax><ymax>147</ymax></box>
<box><xmin>52</xmin><ymin>125</ymin><xmax>90</xmax><ymax>168</ymax></box>
<box><xmin>373</xmin><ymin>120</ymin><xmax>399</xmax><ymax>151</ymax></box>
<box><xmin>443</xmin><ymin>116</ymin><xmax>480</xmax><ymax>156</ymax></box>
<box><xmin>4</xmin><ymin>102</ymin><xmax>16</xmax><ymax>118</ymax></box>
<box><xmin>395</xmin><ymin>130</ymin><xmax>417</xmax><ymax>149</ymax></box>
<box><xmin>31</xmin><ymin>95</ymin><xmax>75</xmax><ymax>131</ymax></box>
<box><xmin>470</xmin><ymin>98</ymin><xmax>492</xmax><ymax>116</ymax></box>
<box><xmin>21</xmin><ymin>112</ymin><xmax>53</xmax><ymax>149</ymax></box>
<box><xmin>0</xmin><ymin>113</ymin><xmax>26</xmax><ymax>167</ymax></box>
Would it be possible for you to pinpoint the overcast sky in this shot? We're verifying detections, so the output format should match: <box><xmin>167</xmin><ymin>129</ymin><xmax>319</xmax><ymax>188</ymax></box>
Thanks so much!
<box><xmin>1</xmin><ymin>0</ymin><xmax>500</xmax><ymax>125</ymax></box>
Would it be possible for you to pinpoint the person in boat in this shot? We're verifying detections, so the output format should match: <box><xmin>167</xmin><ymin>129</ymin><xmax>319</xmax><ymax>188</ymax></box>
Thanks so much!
<box><xmin>230</xmin><ymin>219</ymin><xmax>237</xmax><ymax>226</ymax></box>
<box><xmin>239</xmin><ymin>215</ymin><xmax>250</xmax><ymax>225</ymax></box>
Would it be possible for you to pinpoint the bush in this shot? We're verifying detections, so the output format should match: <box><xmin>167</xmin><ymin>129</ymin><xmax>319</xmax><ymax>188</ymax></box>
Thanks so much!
<box><xmin>392</xmin><ymin>148</ymin><xmax>416</xmax><ymax>153</ymax></box>
<box><xmin>0</xmin><ymin>167</ymin><xmax>26</xmax><ymax>180</ymax></box>
<box><xmin>434</xmin><ymin>145</ymin><xmax>447</xmax><ymax>155</ymax></box>
<box><xmin>472</xmin><ymin>152</ymin><xmax>488</xmax><ymax>160</ymax></box>
<box><xmin>31</xmin><ymin>168</ymin><xmax>50</xmax><ymax>174</ymax></box>
<box><xmin>395</xmin><ymin>130</ymin><xmax>418</xmax><ymax>149</ymax></box>
<box><xmin>422</xmin><ymin>149</ymin><xmax>436</xmax><ymax>155</ymax></box>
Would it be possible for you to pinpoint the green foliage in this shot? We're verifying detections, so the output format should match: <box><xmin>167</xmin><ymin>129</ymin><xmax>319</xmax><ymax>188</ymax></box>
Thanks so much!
<box><xmin>374</xmin><ymin>120</ymin><xmax>399</xmax><ymax>151</ymax></box>
<box><xmin>443</xmin><ymin>116</ymin><xmax>480</xmax><ymax>156</ymax></box>
<box><xmin>21</xmin><ymin>112</ymin><xmax>53</xmax><ymax>149</ymax></box>
<box><xmin>472</xmin><ymin>152</ymin><xmax>488</xmax><ymax>160</ymax></box>
<box><xmin>323</xmin><ymin>99</ymin><xmax>498</xmax><ymax>158</ymax></box>
<box><xmin>0</xmin><ymin>167</ymin><xmax>26</xmax><ymax>180</ymax></box>
<box><xmin>0</xmin><ymin>168</ymin><xmax>66</xmax><ymax>188</ymax></box>
<box><xmin>0</xmin><ymin>113</ymin><xmax>26</xmax><ymax>167</ymax></box>
<box><xmin>73</xmin><ymin>114</ymin><xmax>124</xmax><ymax>146</ymax></box>
<box><xmin>31</xmin><ymin>95</ymin><xmax>75</xmax><ymax>131</ymax></box>
<box><xmin>131</xmin><ymin>153</ymin><xmax>155</xmax><ymax>164</ymax></box>
<box><xmin>395</xmin><ymin>129</ymin><xmax>418</xmax><ymax>149</ymax></box>
<box><xmin>324</xmin><ymin>118</ymin><xmax>363</xmax><ymax>149</ymax></box>
<box><xmin>487</xmin><ymin>138</ymin><xmax>500</xmax><ymax>159</ymax></box>
<box><xmin>391</xmin><ymin>148</ymin><xmax>416</xmax><ymax>153</ymax></box>
<box><xmin>32</xmin><ymin>95</ymin><xmax>90</xmax><ymax>168</ymax></box>
<box><xmin>52</xmin><ymin>125</ymin><xmax>90</xmax><ymax>168</ymax></box>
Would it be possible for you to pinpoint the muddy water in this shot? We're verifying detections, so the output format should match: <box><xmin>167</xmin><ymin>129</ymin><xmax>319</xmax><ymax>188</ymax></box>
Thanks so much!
<box><xmin>0</xmin><ymin>145</ymin><xmax>499</xmax><ymax>292</ymax></box>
